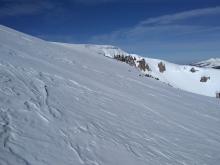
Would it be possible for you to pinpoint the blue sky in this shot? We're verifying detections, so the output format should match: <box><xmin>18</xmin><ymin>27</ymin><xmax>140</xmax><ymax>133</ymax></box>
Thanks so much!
<box><xmin>0</xmin><ymin>0</ymin><xmax>220</xmax><ymax>63</ymax></box>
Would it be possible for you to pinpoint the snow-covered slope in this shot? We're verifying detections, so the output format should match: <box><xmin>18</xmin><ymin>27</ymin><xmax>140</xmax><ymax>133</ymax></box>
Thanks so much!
<box><xmin>55</xmin><ymin>42</ymin><xmax>220</xmax><ymax>97</ymax></box>
<box><xmin>130</xmin><ymin>56</ymin><xmax>220</xmax><ymax>97</ymax></box>
<box><xmin>192</xmin><ymin>58</ymin><xmax>220</xmax><ymax>69</ymax></box>
<box><xmin>1</xmin><ymin>25</ymin><xmax>220</xmax><ymax>165</ymax></box>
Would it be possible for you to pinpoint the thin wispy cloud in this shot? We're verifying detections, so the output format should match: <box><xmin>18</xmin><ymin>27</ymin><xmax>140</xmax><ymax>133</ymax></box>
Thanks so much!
<box><xmin>90</xmin><ymin>6</ymin><xmax>220</xmax><ymax>63</ymax></box>
<box><xmin>140</xmin><ymin>6</ymin><xmax>220</xmax><ymax>25</ymax></box>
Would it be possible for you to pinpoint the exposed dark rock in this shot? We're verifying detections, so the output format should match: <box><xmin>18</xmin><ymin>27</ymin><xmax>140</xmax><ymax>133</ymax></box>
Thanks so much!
<box><xmin>137</xmin><ymin>59</ymin><xmax>150</xmax><ymax>71</ymax></box>
<box><xmin>125</xmin><ymin>56</ymin><xmax>136</xmax><ymax>66</ymax></box>
<box><xmin>213</xmin><ymin>66</ymin><xmax>220</xmax><ymax>69</ymax></box>
<box><xmin>145</xmin><ymin>74</ymin><xmax>153</xmax><ymax>78</ymax></box>
<box><xmin>216</xmin><ymin>92</ymin><xmax>220</xmax><ymax>98</ymax></box>
<box><xmin>158</xmin><ymin>62</ymin><xmax>166</xmax><ymax>73</ymax></box>
<box><xmin>200</xmin><ymin>76</ymin><xmax>210</xmax><ymax>82</ymax></box>
<box><xmin>145</xmin><ymin>74</ymin><xmax>159</xmax><ymax>81</ymax></box>
<box><xmin>114</xmin><ymin>55</ymin><xmax>136</xmax><ymax>66</ymax></box>
<box><xmin>114</xmin><ymin>54</ymin><xmax>125</xmax><ymax>62</ymax></box>
<box><xmin>190</xmin><ymin>67</ymin><xmax>198</xmax><ymax>73</ymax></box>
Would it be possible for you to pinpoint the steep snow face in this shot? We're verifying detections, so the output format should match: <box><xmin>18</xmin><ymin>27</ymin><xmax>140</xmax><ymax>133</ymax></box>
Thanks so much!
<box><xmin>56</xmin><ymin>43</ymin><xmax>220</xmax><ymax>97</ymax></box>
<box><xmin>1</xmin><ymin>25</ymin><xmax>220</xmax><ymax>165</ymax></box>
<box><xmin>192</xmin><ymin>58</ymin><xmax>220</xmax><ymax>69</ymax></box>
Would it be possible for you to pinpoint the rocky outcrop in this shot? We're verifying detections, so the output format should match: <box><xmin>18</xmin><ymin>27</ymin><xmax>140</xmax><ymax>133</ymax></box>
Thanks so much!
<box><xmin>137</xmin><ymin>59</ymin><xmax>150</xmax><ymax>71</ymax></box>
<box><xmin>114</xmin><ymin>55</ymin><xmax>136</xmax><ymax>66</ymax></box>
<box><xmin>200</xmin><ymin>76</ymin><xmax>210</xmax><ymax>82</ymax></box>
<box><xmin>114</xmin><ymin>55</ymin><xmax>151</xmax><ymax>71</ymax></box>
<box><xmin>158</xmin><ymin>62</ymin><xmax>166</xmax><ymax>73</ymax></box>
<box><xmin>190</xmin><ymin>67</ymin><xmax>198</xmax><ymax>73</ymax></box>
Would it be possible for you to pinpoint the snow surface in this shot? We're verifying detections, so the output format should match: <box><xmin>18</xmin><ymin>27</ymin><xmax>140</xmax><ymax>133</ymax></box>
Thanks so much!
<box><xmin>54</xmin><ymin>43</ymin><xmax>220</xmax><ymax>97</ymax></box>
<box><xmin>135</xmin><ymin>57</ymin><xmax>220</xmax><ymax>97</ymax></box>
<box><xmin>0</xmin><ymin>25</ymin><xmax>220</xmax><ymax>165</ymax></box>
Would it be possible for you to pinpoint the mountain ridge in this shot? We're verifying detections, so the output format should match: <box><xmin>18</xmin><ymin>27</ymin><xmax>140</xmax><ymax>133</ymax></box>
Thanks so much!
<box><xmin>54</xmin><ymin>42</ymin><xmax>220</xmax><ymax>97</ymax></box>
<box><xmin>192</xmin><ymin>58</ymin><xmax>220</xmax><ymax>69</ymax></box>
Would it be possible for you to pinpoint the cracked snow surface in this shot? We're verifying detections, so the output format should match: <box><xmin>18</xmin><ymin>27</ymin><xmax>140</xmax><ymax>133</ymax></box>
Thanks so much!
<box><xmin>0</xmin><ymin>25</ymin><xmax>220</xmax><ymax>165</ymax></box>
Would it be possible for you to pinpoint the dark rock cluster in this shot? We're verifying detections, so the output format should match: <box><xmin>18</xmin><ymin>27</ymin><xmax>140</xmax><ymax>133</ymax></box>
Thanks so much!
<box><xmin>114</xmin><ymin>55</ymin><xmax>136</xmax><ymax>66</ymax></box>
<box><xmin>158</xmin><ymin>62</ymin><xmax>166</xmax><ymax>73</ymax></box>
<box><xmin>114</xmin><ymin>55</ymin><xmax>151</xmax><ymax>72</ymax></box>
<box><xmin>200</xmin><ymin>76</ymin><xmax>210</xmax><ymax>82</ymax></box>
<box><xmin>137</xmin><ymin>59</ymin><xmax>150</xmax><ymax>71</ymax></box>
<box><xmin>190</xmin><ymin>67</ymin><xmax>198</xmax><ymax>73</ymax></box>
<box><xmin>216</xmin><ymin>92</ymin><xmax>220</xmax><ymax>98</ymax></box>
<box><xmin>145</xmin><ymin>74</ymin><xmax>159</xmax><ymax>80</ymax></box>
<box><xmin>213</xmin><ymin>66</ymin><xmax>220</xmax><ymax>69</ymax></box>
<box><xmin>114</xmin><ymin>54</ymin><xmax>161</xmax><ymax>81</ymax></box>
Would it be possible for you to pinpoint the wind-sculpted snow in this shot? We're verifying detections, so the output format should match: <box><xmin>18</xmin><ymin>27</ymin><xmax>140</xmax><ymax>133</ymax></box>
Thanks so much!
<box><xmin>0</xmin><ymin>25</ymin><xmax>220</xmax><ymax>165</ymax></box>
